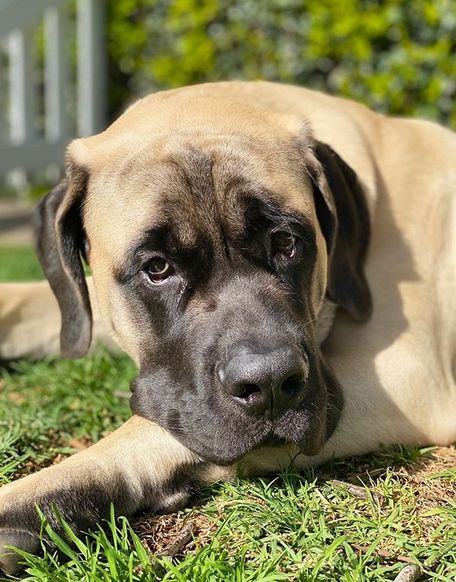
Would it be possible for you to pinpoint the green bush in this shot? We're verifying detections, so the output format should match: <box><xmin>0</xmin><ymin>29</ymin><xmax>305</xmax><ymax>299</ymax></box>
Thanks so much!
<box><xmin>106</xmin><ymin>0</ymin><xmax>456</xmax><ymax>126</ymax></box>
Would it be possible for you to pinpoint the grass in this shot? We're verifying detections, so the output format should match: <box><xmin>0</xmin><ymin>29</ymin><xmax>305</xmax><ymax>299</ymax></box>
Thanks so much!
<box><xmin>0</xmin><ymin>247</ymin><xmax>43</xmax><ymax>282</ymax></box>
<box><xmin>1</xmin><ymin>247</ymin><xmax>456</xmax><ymax>581</ymax></box>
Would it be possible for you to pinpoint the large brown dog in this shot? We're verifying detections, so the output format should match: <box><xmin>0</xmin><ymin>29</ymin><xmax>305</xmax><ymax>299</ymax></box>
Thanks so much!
<box><xmin>1</xmin><ymin>81</ymin><xmax>456</xmax><ymax>575</ymax></box>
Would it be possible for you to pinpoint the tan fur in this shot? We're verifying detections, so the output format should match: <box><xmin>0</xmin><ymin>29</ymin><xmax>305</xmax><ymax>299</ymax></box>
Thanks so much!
<box><xmin>1</xmin><ymin>81</ymin><xmax>455</xmax><ymax>575</ymax></box>
<box><xmin>0</xmin><ymin>278</ymin><xmax>118</xmax><ymax>360</ymax></box>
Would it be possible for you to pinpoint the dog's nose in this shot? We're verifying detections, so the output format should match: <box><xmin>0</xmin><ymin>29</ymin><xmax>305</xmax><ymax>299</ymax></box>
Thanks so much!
<box><xmin>217</xmin><ymin>347</ymin><xmax>308</xmax><ymax>419</ymax></box>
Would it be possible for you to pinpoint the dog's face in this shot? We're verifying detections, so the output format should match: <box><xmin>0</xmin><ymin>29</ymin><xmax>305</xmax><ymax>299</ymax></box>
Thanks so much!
<box><xmin>36</xmin><ymin>91</ymin><xmax>372</xmax><ymax>464</ymax></box>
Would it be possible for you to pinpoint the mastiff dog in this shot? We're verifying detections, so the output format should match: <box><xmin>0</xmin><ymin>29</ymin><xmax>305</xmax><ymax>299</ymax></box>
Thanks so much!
<box><xmin>1</xmin><ymin>81</ymin><xmax>456</xmax><ymax>575</ymax></box>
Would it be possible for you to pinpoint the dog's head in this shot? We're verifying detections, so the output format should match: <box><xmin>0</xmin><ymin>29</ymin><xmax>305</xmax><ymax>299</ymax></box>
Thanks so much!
<box><xmin>35</xmin><ymin>90</ymin><xmax>371</xmax><ymax>464</ymax></box>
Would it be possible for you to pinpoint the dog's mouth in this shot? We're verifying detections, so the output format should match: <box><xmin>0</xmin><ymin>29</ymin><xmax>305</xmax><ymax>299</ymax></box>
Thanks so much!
<box><xmin>160</xmin><ymin>385</ymin><xmax>325</xmax><ymax>465</ymax></box>
<box><xmin>219</xmin><ymin>398</ymin><xmax>309</xmax><ymax>458</ymax></box>
<box><xmin>130</xmin><ymin>379</ymin><xmax>318</xmax><ymax>465</ymax></box>
<box><xmin>174</xmin><ymin>406</ymin><xmax>320</xmax><ymax>466</ymax></box>
<box><xmin>131</xmin><ymin>336</ymin><xmax>342</xmax><ymax>466</ymax></box>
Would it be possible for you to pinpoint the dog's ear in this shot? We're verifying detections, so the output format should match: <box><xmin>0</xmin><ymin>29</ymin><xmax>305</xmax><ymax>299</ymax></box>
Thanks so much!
<box><xmin>310</xmin><ymin>141</ymin><xmax>372</xmax><ymax>322</ymax></box>
<box><xmin>34</xmin><ymin>166</ymin><xmax>92</xmax><ymax>358</ymax></box>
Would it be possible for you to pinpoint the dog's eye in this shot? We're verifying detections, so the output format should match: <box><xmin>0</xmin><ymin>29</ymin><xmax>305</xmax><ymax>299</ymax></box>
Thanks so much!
<box><xmin>271</xmin><ymin>231</ymin><xmax>297</xmax><ymax>259</ymax></box>
<box><xmin>143</xmin><ymin>257</ymin><xmax>174</xmax><ymax>284</ymax></box>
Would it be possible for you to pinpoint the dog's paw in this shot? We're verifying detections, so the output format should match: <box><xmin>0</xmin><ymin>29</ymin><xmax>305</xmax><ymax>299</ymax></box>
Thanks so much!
<box><xmin>0</xmin><ymin>529</ymin><xmax>39</xmax><ymax>576</ymax></box>
<box><xmin>0</xmin><ymin>477</ymin><xmax>60</xmax><ymax>577</ymax></box>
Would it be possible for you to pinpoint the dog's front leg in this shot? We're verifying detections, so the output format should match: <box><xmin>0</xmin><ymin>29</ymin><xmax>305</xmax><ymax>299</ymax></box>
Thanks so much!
<box><xmin>0</xmin><ymin>415</ymin><xmax>233</xmax><ymax>576</ymax></box>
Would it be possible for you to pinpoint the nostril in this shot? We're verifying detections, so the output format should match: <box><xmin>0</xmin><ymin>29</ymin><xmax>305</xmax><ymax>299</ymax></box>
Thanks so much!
<box><xmin>233</xmin><ymin>383</ymin><xmax>262</xmax><ymax>403</ymax></box>
<box><xmin>281</xmin><ymin>373</ymin><xmax>305</xmax><ymax>398</ymax></box>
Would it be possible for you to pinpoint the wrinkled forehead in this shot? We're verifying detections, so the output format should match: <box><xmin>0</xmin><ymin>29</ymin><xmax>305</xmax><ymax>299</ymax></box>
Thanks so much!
<box><xmin>82</xmin><ymin>133</ymin><xmax>315</xmax><ymax>263</ymax></box>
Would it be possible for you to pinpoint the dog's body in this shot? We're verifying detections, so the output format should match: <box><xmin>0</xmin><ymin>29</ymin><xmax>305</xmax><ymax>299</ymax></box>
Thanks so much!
<box><xmin>1</xmin><ymin>81</ymin><xmax>455</xmax><ymax>575</ymax></box>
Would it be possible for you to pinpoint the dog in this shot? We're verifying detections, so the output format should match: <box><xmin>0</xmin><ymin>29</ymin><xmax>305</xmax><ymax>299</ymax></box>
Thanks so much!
<box><xmin>1</xmin><ymin>81</ymin><xmax>455</xmax><ymax>575</ymax></box>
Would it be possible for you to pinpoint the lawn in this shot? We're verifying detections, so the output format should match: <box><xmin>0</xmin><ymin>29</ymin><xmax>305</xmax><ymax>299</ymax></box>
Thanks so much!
<box><xmin>1</xmin><ymin>248</ymin><xmax>455</xmax><ymax>581</ymax></box>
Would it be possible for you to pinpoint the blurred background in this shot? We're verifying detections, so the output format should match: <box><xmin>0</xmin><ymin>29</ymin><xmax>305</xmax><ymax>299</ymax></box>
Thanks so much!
<box><xmin>0</xmin><ymin>0</ymin><xmax>456</xmax><ymax>276</ymax></box>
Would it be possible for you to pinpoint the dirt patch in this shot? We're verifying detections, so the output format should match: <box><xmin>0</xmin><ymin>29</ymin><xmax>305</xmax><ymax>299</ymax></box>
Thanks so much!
<box><xmin>134</xmin><ymin>511</ymin><xmax>217</xmax><ymax>558</ymax></box>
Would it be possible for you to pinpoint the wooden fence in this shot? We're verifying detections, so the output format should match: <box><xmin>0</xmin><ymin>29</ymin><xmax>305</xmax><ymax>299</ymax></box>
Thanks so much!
<box><xmin>0</xmin><ymin>0</ymin><xmax>106</xmax><ymax>183</ymax></box>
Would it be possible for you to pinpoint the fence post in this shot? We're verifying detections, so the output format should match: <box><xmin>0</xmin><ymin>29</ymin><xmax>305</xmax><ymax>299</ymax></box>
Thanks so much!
<box><xmin>0</xmin><ymin>42</ymin><xmax>7</xmax><ymax>141</ymax></box>
<box><xmin>7</xmin><ymin>28</ymin><xmax>35</xmax><ymax>145</ymax></box>
<box><xmin>44</xmin><ymin>4</ymin><xmax>69</xmax><ymax>142</ymax></box>
<box><xmin>77</xmin><ymin>0</ymin><xmax>106</xmax><ymax>137</ymax></box>
<box><xmin>7</xmin><ymin>27</ymin><xmax>35</xmax><ymax>186</ymax></box>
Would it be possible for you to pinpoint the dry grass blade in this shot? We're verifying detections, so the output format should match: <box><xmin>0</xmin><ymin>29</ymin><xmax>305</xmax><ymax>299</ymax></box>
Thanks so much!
<box><xmin>352</xmin><ymin>544</ymin><xmax>417</xmax><ymax>565</ymax></box>
<box><xmin>157</xmin><ymin>523</ymin><xmax>197</xmax><ymax>558</ymax></box>
<box><xmin>331</xmin><ymin>479</ymin><xmax>370</xmax><ymax>499</ymax></box>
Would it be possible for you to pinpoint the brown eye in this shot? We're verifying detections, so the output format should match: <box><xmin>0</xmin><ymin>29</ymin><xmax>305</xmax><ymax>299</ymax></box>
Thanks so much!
<box><xmin>271</xmin><ymin>231</ymin><xmax>297</xmax><ymax>259</ymax></box>
<box><xmin>144</xmin><ymin>257</ymin><xmax>174</xmax><ymax>284</ymax></box>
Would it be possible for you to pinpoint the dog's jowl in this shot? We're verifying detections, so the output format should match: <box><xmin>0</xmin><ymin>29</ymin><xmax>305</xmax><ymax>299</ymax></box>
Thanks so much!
<box><xmin>1</xmin><ymin>81</ymin><xmax>456</xmax><ymax>576</ymax></box>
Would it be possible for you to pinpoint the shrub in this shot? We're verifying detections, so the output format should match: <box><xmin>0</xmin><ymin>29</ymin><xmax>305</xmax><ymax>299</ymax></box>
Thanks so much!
<box><xmin>107</xmin><ymin>0</ymin><xmax>456</xmax><ymax>124</ymax></box>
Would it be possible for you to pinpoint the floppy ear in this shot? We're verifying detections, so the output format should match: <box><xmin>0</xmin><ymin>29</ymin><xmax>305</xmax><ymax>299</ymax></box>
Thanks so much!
<box><xmin>34</xmin><ymin>167</ymin><xmax>92</xmax><ymax>358</ymax></box>
<box><xmin>310</xmin><ymin>142</ymin><xmax>372</xmax><ymax>322</ymax></box>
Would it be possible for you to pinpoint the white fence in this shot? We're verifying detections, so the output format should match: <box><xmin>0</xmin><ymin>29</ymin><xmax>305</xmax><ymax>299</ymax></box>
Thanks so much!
<box><xmin>0</xmin><ymin>0</ymin><xmax>106</xmax><ymax>182</ymax></box>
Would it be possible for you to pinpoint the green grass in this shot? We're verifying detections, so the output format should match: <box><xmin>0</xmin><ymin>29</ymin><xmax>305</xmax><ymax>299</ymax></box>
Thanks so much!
<box><xmin>1</xmin><ymin>247</ymin><xmax>456</xmax><ymax>581</ymax></box>
<box><xmin>0</xmin><ymin>247</ymin><xmax>43</xmax><ymax>282</ymax></box>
